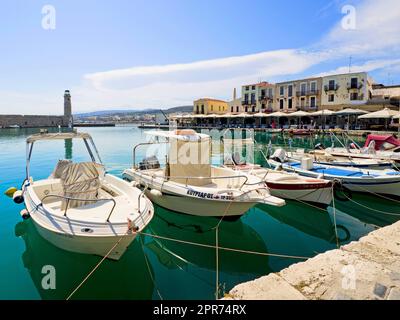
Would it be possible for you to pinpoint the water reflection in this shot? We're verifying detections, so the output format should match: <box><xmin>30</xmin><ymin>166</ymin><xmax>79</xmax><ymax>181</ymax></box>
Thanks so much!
<box><xmin>258</xmin><ymin>202</ymin><xmax>351</xmax><ymax>244</ymax></box>
<box><xmin>148</xmin><ymin>206</ymin><xmax>270</xmax><ymax>276</ymax></box>
<box><xmin>64</xmin><ymin>139</ymin><xmax>72</xmax><ymax>160</ymax></box>
<box><xmin>15</xmin><ymin>220</ymin><xmax>154</xmax><ymax>300</ymax></box>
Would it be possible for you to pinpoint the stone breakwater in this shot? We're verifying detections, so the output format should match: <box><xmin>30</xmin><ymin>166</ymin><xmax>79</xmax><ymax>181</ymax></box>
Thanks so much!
<box><xmin>0</xmin><ymin>115</ymin><xmax>69</xmax><ymax>128</ymax></box>
<box><xmin>225</xmin><ymin>220</ymin><xmax>400</xmax><ymax>300</ymax></box>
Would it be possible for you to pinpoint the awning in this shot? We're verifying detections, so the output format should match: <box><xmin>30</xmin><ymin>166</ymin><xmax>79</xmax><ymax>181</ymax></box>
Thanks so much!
<box><xmin>285</xmin><ymin>111</ymin><xmax>312</xmax><ymax>117</ymax></box>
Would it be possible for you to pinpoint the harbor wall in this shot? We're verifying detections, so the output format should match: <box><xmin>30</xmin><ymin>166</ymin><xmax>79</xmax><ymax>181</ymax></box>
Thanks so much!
<box><xmin>0</xmin><ymin>114</ymin><xmax>70</xmax><ymax>128</ymax></box>
<box><xmin>225</xmin><ymin>219</ymin><xmax>400</xmax><ymax>300</ymax></box>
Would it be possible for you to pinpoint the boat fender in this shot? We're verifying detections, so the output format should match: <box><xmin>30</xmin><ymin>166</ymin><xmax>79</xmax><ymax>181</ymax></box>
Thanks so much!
<box><xmin>13</xmin><ymin>190</ymin><xmax>24</xmax><ymax>204</ymax></box>
<box><xmin>4</xmin><ymin>187</ymin><xmax>17</xmax><ymax>198</ymax></box>
<box><xmin>335</xmin><ymin>225</ymin><xmax>351</xmax><ymax>243</ymax></box>
<box><xmin>149</xmin><ymin>189</ymin><xmax>162</xmax><ymax>198</ymax></box>
<box><xmin>20</xmin><ymin>209</ymin><xmax>30</xmax><ymax>220</ymax></box>
<box><xmin>332</xmin><ymin>180</ymin><xmax>352</xmax><ymax>201</ymax></box>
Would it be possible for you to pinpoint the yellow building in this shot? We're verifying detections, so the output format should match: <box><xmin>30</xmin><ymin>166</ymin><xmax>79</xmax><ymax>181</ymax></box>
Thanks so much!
<box><xmin>193</xmin><ymin>98</ymin><xmax>228</xmax><ymax>115</ymax></box>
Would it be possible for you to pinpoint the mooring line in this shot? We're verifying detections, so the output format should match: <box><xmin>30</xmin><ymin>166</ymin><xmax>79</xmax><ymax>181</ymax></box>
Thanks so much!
<box><xmin>66</xmin><ymin>232</ymin><xmax>129</xmax><ymax>300</ymax></box>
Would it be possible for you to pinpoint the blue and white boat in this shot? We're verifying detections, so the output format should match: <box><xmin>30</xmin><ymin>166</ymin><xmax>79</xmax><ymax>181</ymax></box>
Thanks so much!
<box><xmin>270</xmin><ymin>148</ymin><xmax>400</xmax><ymax>197</ymax></box>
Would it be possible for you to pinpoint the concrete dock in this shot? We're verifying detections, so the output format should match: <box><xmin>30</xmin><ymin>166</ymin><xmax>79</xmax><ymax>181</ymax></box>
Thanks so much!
<box><xmin>225</xmin><ymin>220</ymin><xmax>400</xmax><ymax>300</ymax></box>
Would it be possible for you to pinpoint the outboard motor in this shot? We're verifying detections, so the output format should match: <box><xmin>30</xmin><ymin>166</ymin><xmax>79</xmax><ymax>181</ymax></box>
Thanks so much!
<box><xmin>271</xmin><ymin>148</ymin><xmax>286</xmax><ymax>163</ymax></box>
<box><xmin>315</xmin><ymin>143</ymin><xmax>325</xmax><ymax>150</ymax></box>
<box><xmin>139</xmin><ymin>156</ymin><xmax>160</xmax><ymax>170</ymax></box>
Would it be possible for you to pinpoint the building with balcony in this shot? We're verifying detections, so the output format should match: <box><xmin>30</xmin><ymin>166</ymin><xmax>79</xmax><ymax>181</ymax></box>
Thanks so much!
<box><xmin>274</xmin><ymin>77</ymin><xmax>321</xmax><ymax>112</ymax></box>
<box><xmin>193</xmin><ymin>98</ymin><xmax>228</xmax><ymax>115</ymax></box>
<box><xmin>321</xmin><ymin>72</ymin><xmax>373</xmax><ymax>111</ymax></box>
<box><xmin>241</xmin><ymin>82</ymin><xmax>274</xmax><ymax>113</ymax></box>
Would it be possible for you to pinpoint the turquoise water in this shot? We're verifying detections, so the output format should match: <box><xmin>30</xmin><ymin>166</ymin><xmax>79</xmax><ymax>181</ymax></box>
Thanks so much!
<box><xmin>0</xmin><ymin>126</ymin><xmax>398</xmax><ymax>300</ymax></box>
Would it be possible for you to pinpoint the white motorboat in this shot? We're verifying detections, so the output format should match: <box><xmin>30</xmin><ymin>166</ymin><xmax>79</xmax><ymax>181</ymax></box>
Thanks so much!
<box><xmin>269</xmin><ymin>148</ymin><xmax>400</xmax><ymax>198</ymax></box>
<box><xmin>19</xmin><ymin>131</ymin><xmax>154</xmax><ymax>260</ymax></box>
<box><xmin>123</xmin><ymin>130</ymin><xmax>285</xmax><ymax>217</ymax></box>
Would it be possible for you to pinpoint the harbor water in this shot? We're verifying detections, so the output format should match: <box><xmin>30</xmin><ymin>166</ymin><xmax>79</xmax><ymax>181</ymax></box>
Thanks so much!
<box><xmin>0</xmin><ymin>126</ymin><xmax>399</xmax><ymax>300</ymax></box>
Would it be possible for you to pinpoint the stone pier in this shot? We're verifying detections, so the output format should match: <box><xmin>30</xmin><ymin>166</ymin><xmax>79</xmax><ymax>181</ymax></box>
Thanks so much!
<box><xmin>225</xmin><ymin>220</ymin><xmax>400</xmax><ymax>300</ymax></box>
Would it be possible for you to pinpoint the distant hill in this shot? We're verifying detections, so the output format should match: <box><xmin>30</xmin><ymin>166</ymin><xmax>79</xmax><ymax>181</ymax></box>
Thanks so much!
<box><xmin>74</xmin><ymin>106</ymin><xmax>192</xmax><ymax>118</ymax></box>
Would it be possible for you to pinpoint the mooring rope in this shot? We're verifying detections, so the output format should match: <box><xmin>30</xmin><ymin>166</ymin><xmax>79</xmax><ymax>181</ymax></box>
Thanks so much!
<box><xmin>66</xmin><ymin>231</ymin><xmax>129</xmax><ymax>300</ymax></box>
<box><xmin>331</xmin><ymin>186</ymin><xmax>340</xmax><ymax>248</ymax></box>
<box><xmin>341</xmin><ymin>192</ymin><xmax>400</xmax><ymax>216</ymax></box>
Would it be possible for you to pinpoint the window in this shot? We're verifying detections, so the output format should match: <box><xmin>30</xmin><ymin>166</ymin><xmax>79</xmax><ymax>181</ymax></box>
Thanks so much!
<box><xmin>328</xmin><ymin>94</ymin><xmax>334</xmax><ymax>102</ymax></box>
<box><xmin>288</xmin><ymin>98</ymin><xmax>293</xmax><ymax>109</ymax></box>
<box><xmin>351</xmin><ymin>78</ymin><xmax>358</xmax><ymax>89</ymax></box>
<box><xmin>279</xmin><ymin>99</ymin><xmax>284</xmax><ymax>109</ymax></box>
<box><xmin>252</xmin><ymin>85</ymin><xmax>256</xmax><ymax>90</ymax></box>
<box><xmin>328</xmin><ymin>80</ymin><xmax>335</xmax><ymax>90</ymax></box>
<box><xmin>245</xmin><ymin>106</ymin><xmax>248</xmax><ymax>112</ymax></box>
<box><xmin>350</xmin><ymin>92</ymin><xmax>358</xmax><ymax>100</ymax></box>
<box><xmin>244</xmin><ymin>93</ymin><xmax>248</xmax><ymax>103</ymax></box>
<box><xmin>252</xmin><ymin>106</ymin><xmax>255</xmax><ymax>113</ymax></box>
<box><xmin>211</xmin><ymin>105</ymin><xmax>214</xmax><ymax>111</ymax></box>
<box><xmin>300</xmin><ymin>97</ymin><xmax>305</xmax><ymax>107</ymax></box>
<box><xmin>231</xmin><ymin>106</ymin><xmax>234</xmax><ymax>113</ymax></box>
<box><xmin>196</xmin><ymin>105</ymin><xmax>199</xmax><ymax>114</ymax></box>
<box><xmin>262</xmin><ymin>103</ymin><xmax>265</xmax><ymax>109</ymax></box>
<box><xmin>261</xmin><ymin>89</ymin><xmax>266</xmax><ymax>97</ymax></box>
<box><xmin>310</xmin><ymin>81</ymin><xmax>316</xmax><ymax>92</ymax></box>
<box><xmin>280</xmin><ymin>86</ymin><xmax>284</xmax><ymax>96</ymax></box>
<box><xmin>268</xmin><ymin>88</ymin><xmax>273</xmax><ymax>97</ymax></box>
<box><xmin>245</xmin><ymin>86</ymin><xmax>249</xmax><ymax>91</ymax></box>
<box><xmin>201</xmin><ymin>105</ymin><xmax>205</xmax><ymax>114</ymax></box>
<box><xmin>236</xmin><ymin>106</ymin><xmax>239</xmax><ymax>112</ymax></box>
<box><xmin>251</xmin><ymin>93</ymin><xmax>256</xmax><ymax>104</ymax></box>
<box><xmin>310</xmin><ymin>96</ymin><xmax>316</xmax><ymax>108</ymax></box>
<box><xmin>288</xmin><ymin>85</ymin><xmax>293</xmax><ymax>97</ymax></box>
<box><xmin>300</xmin><ymin>83</ymin><xmax>306</xmax><ymax>95</ymax></box>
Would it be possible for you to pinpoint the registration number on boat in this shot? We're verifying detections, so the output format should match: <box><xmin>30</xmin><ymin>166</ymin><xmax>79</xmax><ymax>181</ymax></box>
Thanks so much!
<box><xmin>187</xmin><ymin>189</ymin><xmax>233</xmax><ymax>200</ymax></box>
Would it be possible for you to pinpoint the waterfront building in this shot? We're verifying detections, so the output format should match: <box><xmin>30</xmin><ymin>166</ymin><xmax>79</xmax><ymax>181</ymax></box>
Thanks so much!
<box><xmin>241</xmin><ymin>82</ymin><xmax>274</xmax><ymax>113</ymax></box>
<box><xmin>320</xmin><ymin>72</ymin><xmax>373</xmax><ymax>111</ymax></box>
<box><xmin>193</xmin><ymin>98</ymin><xmax>228</xmax><ymax>115</ymax></box>
<box><xmin>274</xmin><ymin>77</ymin><xmax>322</xmax><ymax>113</ymax></box>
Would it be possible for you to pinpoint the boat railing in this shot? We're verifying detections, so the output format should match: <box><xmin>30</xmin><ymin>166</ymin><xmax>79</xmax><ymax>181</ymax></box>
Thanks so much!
<box><xmin>132</xmin><ymin>141</ymin><xmax>170</xmax><ymax>168</ymax></box>
<box><xmin>40</xmin><ymin>194</ymin><xmax>117</xmax><ymax>222</ymax></box>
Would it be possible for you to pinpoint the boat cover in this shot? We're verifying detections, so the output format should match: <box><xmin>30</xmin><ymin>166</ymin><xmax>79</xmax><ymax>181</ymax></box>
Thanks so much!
<box><xmin>60</xmin><ymin>162</ymin><xmax>103</xmax><ymax>209</ymax></box>
<box><xmin>363</xmin><ymin>134</ymin><xmax>400</xmax><ymax>150</ymax></box>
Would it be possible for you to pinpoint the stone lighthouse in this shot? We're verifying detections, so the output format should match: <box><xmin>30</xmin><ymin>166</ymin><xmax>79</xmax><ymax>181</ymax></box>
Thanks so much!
<box><xmin>64</xmin><ymin>90</ymin><xmax>73</xmax><ymax>128</ymax></box>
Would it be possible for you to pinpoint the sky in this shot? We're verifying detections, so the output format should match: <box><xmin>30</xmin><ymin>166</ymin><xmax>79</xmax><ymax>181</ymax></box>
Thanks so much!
<box><xmin>1</xmin><ymin>0</ymin><xmax>400</xmax><ymax>114</ymax></box>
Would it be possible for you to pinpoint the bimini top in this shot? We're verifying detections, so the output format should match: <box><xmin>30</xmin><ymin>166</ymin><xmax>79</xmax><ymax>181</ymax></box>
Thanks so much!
<box><xmin>146</xmin><ymin>129</ymin><xmax>210</xmax><ymax>141</ymax></box>
<box><xmin>26</xmin><ymin>132</ymin><xmax>92</xmax><ymax>143</ymax></box>
<box><xmin>364</xmin><ymin>134</ymin><xmax>400</xmax><ymax>150</ymax></box>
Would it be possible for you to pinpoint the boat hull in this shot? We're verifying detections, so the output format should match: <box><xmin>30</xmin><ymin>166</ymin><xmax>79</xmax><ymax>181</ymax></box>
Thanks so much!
<box><xmin>266</xmin><ymin>181</ymin><xmax>333</xmax><ymax>205</ymax></box>
<box><xmin>32</xmin><ymin>220</ymin><xmax>136</xmax><ymax>260</ymax></box>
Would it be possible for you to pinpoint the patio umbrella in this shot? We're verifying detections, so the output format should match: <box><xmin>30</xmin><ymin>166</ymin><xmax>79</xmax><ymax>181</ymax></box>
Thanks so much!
<box><xmin>266</xmin><ymin>111</ymin><xmax>287</xmax><ymax>117</ymax></box>
<box><xmin>335</xmin><ymin>108</ymin><xmax>369</xmax><ymax>129</ymax></box>
<box><xmin>358</xmin><ymin>108</ymin><xmax>400</xmax><ymax>130</ymax></box>
<box><xmin>358</xmin><ymin>108</ymin><xmax>399</xmax><ymax>119</ymax></box>
<box><xmin>285</xmin><ymin>111</ymin><xmax>311</xmax><ymax>117</ymax></box>
<box><xmin>309</xmin><ymin>109</ymin><xmax>335</xmax><ymax>128</ymax></box>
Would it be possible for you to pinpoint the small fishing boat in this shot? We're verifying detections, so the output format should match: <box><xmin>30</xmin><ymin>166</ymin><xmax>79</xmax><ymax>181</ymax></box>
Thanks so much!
<box><xmin>123</xmin><ymin>130</ymin><xmax>285</xmax><ymax>217</ymax></box>
<box><xmin>269</xmin><ymin>148</ymin><xmax>400</xmax><ymax>197</ymax></box>
<box><xmin>286</xmin><ymin>149</ymin><xmax>393</xmax><ymax>169</ymax></box>
<box><xmin>19</xmin><ymin>131</ymin><xmax>154</xmax><ymax>260</ymax></box>
<box><xmin>221</xmin><ymin>141</ymin><xmax>333</xmax><ymax>206</ymax></box>
<box><xmin>324</xmin><ymin>134</ymin><xmax>400</xmax><ymax>164</ymax></box>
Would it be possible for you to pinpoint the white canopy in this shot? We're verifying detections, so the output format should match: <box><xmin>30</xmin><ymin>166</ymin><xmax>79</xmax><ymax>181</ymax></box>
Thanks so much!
<box><xmin>309</xmin><ymin>110</ymin><xmax>335</xmax><ymax>116</ymax></box>
<box><xmin>334</xmin><ymin>108</ymin><xmax>369</xmax><ymax>116</ymax></box>
<box><xmin>26</xmin><ymin>132</ymin><xmax>92</xmax><ymax>143</ymax></box>
<box><xmin>266</xmin><ymin>111</ymin><xmax>288</xmax><ymax>118</ymax></box>
<box><xmin>146</xmin><ymin>129</ymin><xmax>210</xmax><ymax>141</ymax></box>
<box><xmin>358</xmin><ymin>108</ymin><xmax>399</xmax><ymax>119</ymax></box>
<box><xmin>286</xmin><ymin>111</ymin><xmax>312</xmax><ymax>117</ymax></box>
<box><xmin>253</xmin><ymin>112</ymin><xmax>270</xmax><ymax>117</ymax></box>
